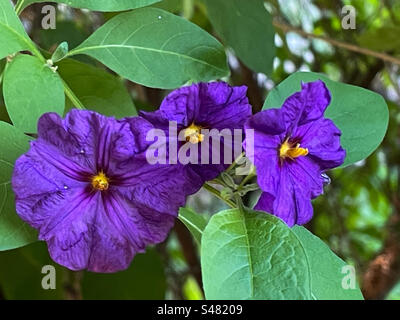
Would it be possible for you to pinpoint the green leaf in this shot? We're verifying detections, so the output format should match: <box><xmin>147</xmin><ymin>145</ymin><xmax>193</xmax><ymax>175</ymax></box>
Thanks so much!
<box><xmin>292</xmin><ymin>226</ymin><xmax>364</xmax><ymax>300</ymax></box>
<box><xmin>19</xmin><ymin>0</ymin><xmax>161</xmax><ymax>12</ymax></box>
<box><xmin>0</xmin><ymin>121</ymin><xmax>37</xmax><ymax>251</ymax></box>
<box><xmin>0</xmin><ymin>0</ymin><xmax>33</xmax><ymax>59</ymax></box>
<box><xmin>3</xmin><ymin>54</ymin><xmax>65</xmax><ymax>133</ymax></box>
<box><xmin>263</xmin><ymin>72</ymin><xmax>389</xmax><ymax>167</ymax></box>
<box><xmin>152</xmin><ymin>0</ymin><xmax>182</xmax><ymax>12</ymax></box>
<box><xmin>201</xmin><ymin>208</ymin><xmax>312</xmax><ymax>299</ymax></box>
<box><xmin>178</xmin><ymin>207</ymin><xmax>207</xmax><ymax>245</ymax></box>
<box><xmin>0</xmin><ymin>241</ymin><xmax>64</xmax><ymax>299</ymax></box>
<box><xmin>82</xmin><ymin>249</ymin><xmax>166</xmax><ymax>299</ymax></box>
<box><xmin>68</xmin><ymin>7</ymin><xmax>229</xmax><ymax>89</ymax></box>
<box><xmin>203</xmin><ymin>0</ymin><xmax>275</xmax><ymax>75</ymax></box>
<box><xmin>58</xmin><ymin>58</ymin><xmax>137</xmax><ymax>117</ymax></box>
<box><xmin>51</xmin><ymin>41</ymin><xmax>69</xmax><ymax>63</ymax></box>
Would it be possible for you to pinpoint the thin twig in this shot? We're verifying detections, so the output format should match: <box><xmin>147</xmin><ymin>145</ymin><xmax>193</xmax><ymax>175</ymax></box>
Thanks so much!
<box><xmin>62</xmin><ymin>79</ymin><xmax>85</xmax><ymax>110</ymax></box>
<box><xmin>203</xmin><ymin>183</ymin><xmax>236</xmax><ymax>208</ymax></box>
<box><xmin>173</xmin><ymin>220</ymin><xmax>203</xmax><ymax>292</ymax></box>
<box><xmin>273</xmin><ymin>19</ymin><xmax>400</xmax><ymax>66</ymax></box>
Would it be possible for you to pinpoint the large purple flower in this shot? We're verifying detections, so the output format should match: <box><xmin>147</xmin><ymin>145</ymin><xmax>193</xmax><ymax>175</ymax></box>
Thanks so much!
<box><xmin>12</xmin><ymin>110</ymin><xmax>199</xmax><ymax>273</ymax></box>
<box><xmin>244</xmin><ymin>80</ymin><xmax>346</xmax><ymax>227</ymax></box>
<box><xmin>140</xmin><ymin>82</ymin><xmax>252</xmax><ymax>183</ymax></box>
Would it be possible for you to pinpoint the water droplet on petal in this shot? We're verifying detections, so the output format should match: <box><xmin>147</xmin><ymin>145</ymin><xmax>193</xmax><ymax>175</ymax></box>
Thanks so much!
<box><xmin>79</xmin><ymin>149</ymin><xmax>85</xmax><ymax>154</ymax></box>
<box><xmin>64</xmin><ymin>185</ymin><xmax>69</xmax><ymax>190</ymax></box>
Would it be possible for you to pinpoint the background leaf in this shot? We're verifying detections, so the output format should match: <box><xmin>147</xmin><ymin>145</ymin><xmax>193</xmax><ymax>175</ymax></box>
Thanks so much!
<box><xmin>3</xmin><ymin>54</ymin><xmax>65</xmax><ymax>133</ymax></box>
<box><xmin>292</xmin><ymin>226</ymin><xmax>364</xmax><ymax>300</ymax></box>
<box><xmin>203</xmin><ymin>0</ymin><xmax>275</xmax><ymax>75</ymax></box>
<box><xmin>201</xmin><ymin>208</ymin><xmax>311</xmax><ymax>300</ymax></box>
<box><xmin>0</xmin><ymin>121</ymin><xmax>37</xmax><ymax>251</ymax></box>
<box><xmin>19</xmin><ymin>0</ymin><xmax>161</xmax><ymax>12</ymax></box>
<box><xmin>262</xmin><ymin>72</ymin><xmax>389</xmax><ymax>167</ymax></box>
<box><xmin>0</xmin><ymin>241</ymin><xmax>64</xmax><ymax>299</ymax></box>
<box><xmin>82</xmin><ymin>249</ymin><xmax>166</xmax><ymax>299</ymax></box>
<box><xmin>68</xmin><ymin>7</ymin><xmax>229</xmax><ymax>89</ymax></box>
<box><xmin>178</xmin><ymin>207</ymin><xmax>207</xmax><ymax>245</ymax></box>
<box><xmin>357</xmin><ymin>26</ymin><xmax>400</xmax><ymax>52</ymax></box>
<box><xmin>0</xmin><ymin>0</ymin><xmax>33</xmax><ymax>59</ymax></box>
<box><xmin>58</xmin><ymin>59</ymin><xmax>137</xmax><ymax>117</ymax></box>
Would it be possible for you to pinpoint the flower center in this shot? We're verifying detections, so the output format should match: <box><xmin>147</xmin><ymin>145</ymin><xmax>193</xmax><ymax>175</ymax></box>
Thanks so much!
<box><xmin>279</xmin><ymin>138</ymin><xmax>309</xmax><ymax>160</ymax></box>
<box><xmin>184</xmin><ymin>123</ymin><xmax>204</xmax><ymax>144</ymax></box>
<box><xmin>91</xmin><ymin>171</ymin><xmax>109</xmax><ymax>191</ymax></box>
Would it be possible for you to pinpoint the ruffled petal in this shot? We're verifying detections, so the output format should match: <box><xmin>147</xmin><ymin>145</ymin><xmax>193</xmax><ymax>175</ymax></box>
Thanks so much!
<box><xmin>17</xmin><ymin>182</ymin><xmax>179</xmax><ymax>273</ymax></box>
<box><xmin>245</xmin><ymin>108</ymin><xmax>287</xmax><ymax>136</ymax></box>
<box><xmin>85</xmin><ymin>191</ymin><xmax>176</xmax><ymax>273</ymax></box>
<box><xmin>113</xmin><ymin>153</ymin><xmax>202</xmax><ymax>206</ymax></box>
<box><xmin>140</xmin><ymin>82</ymin><xmax>251</xmax><ymax>185</ymax></box>
<box><xmin>36</xmin><ymin>112</ymin><xmax>96</xmax><ymax>173</ymax></box>
<box><xmin>255</xmin><ymin>164</ymin><xmax>313</xmax><ymax>227</ymax></box>
<box><xmin>152</xmin><ymin>84</ymin><xmax>200</xmax><ymax>126</ymax></box>
<box><xmin>195</xmin><ymin>82</ymin><xmax>252</xmax><ymax>130</ymax></box>
<box><xmin>254</xmin><ymin>192</ymin><xmax>274</xmax><ymax>214</ymax></box>
<box><xmin>36</xmin><ymin>110</ymin><xmax>143</xmax><ymax>176</ymax></box>
<box><xmin>295</xmin><ymin>117</ymin><xmax>346</xmax><ymax>170</ymax></box>
<box><xmin>12</xmin><ymin>148</ymin><xmax>88</xmax><ymax>229</ymax></box>
<box><xmin>287</xmin><ymin>157</ymin><xmax>325</xmax><ymax>199</ymax></box>
<box><xmin>282</xmin><ymin>80</ymin><xmax>331</xmax><ymax>133</ymax></box>
<box><xmin>244</xmin><ymin>108</ymin><xmax>285</xmax><ymax>194</ymax></box>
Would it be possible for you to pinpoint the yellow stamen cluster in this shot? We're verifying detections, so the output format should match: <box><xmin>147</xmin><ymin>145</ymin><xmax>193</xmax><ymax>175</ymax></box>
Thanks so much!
<box><xmin>279</xmin><ymin>139</ymin><xmax>309</xmax><ymax>160</ymax></box>
<box><xmin>184</xmin><ymin>123</ymin><xmax>204</xmax><ymax>144</ymax></box>
<box><xmin>91</xmin><ymin>171</ymin><xmax>109</xmax><ymax>191</ymax></box>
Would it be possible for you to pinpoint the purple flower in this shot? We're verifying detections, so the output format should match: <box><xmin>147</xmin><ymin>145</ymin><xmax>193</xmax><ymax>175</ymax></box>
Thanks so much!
<box><xmin>12</xmin><ymin>110</ymin><xmax>198</xmax><ymax>273</ymax></box>
<box><xmin>244</xmin><ymin>80</ymin><xmax>346</xmax><ymax>227</ymax></box>
<box><xmin>140</xmin><ymin>82</ymin><xmax>252</xmax><ymax>182</ymax></box>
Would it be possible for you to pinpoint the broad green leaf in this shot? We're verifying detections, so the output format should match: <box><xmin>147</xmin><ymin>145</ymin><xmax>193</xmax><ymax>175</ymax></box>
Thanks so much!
<box><xmin>82</xmin><ymin>249</ymin><xmax>166</xmax><ymax>299</ymax></box>
<box><xmin>19</xmin><ymin>0</ymin><xmax>161</xmax><ymax>12</ymax></box>
<box><xmin>0</xmin><ymin>121</ymin><xmax>37</xmax><ymax>251</ymax></box>
<box><xmin>292</xmin><ymin>226</ymin><xmax>364</xmax><ymax>300</ymax></box>
<box><xmin>3</xmin><ymin>54</ymin><xmax>65</xmax><ymax>133</ymax></box>
<box><xmin>68</xmin><ymin>8</ymin><xmax>229</xmax><ymax>89</ymax></box>
<box><xmin>58</xmin><ymin>59</ymin><xmax>137</xmax><ymax>117</ymax></box>
<box><xmin>263</xmin><ymin>72</ymin><xmax>389</xmax><ymax>167</ymax></box>
<box><xmin>0</xmin><ymin>241</ymin><xmax>64</xmax><ymax>299</ymax></box>
<box><xmin>201</xmin><ymin>208</ymin><xmax>312</xmax><ymax>300</ymax></box>
<box><xmin>203</xmin><ymin>0</ymin><xmax>275</xmax><ymax>75</ymax></box>
<box><xmin>0</xmin><ymin>0</ymin><xmax>33</xmax><ymax>59</ymax></box>
<box><xmin>178</xmin><ymin>207</ymin><xmax>207</xmax><ymax>245</ymax></box>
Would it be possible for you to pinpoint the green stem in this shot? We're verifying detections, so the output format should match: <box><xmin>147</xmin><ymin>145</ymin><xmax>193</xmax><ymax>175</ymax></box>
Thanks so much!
<box><xmin>237</xmin><ymin>165</ymin><xmax>256</xmax><ymax>190</ymax></box>
<box><xmin>62</xmin><ymin>79</ymin><xmax>85</xmax><ymax>110</ymax></box>
<box><xmin>15</xmin><ymin>0</ymin><xmax>26</xmax><ymax>16</ymax></box>
<box><xmin>234</xmin><ymin>194</ymin><xmax>246</xmax><ymax>215</ymax></box>
<box><xmin>226</xmin><ymin>152</ymin><xmax>245</xmax><ymax>173</ymax></box>
<box><xmin>203</xmin><ymin>183</ymin><xmax>236</xmax><ymax>208</ymax></box>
